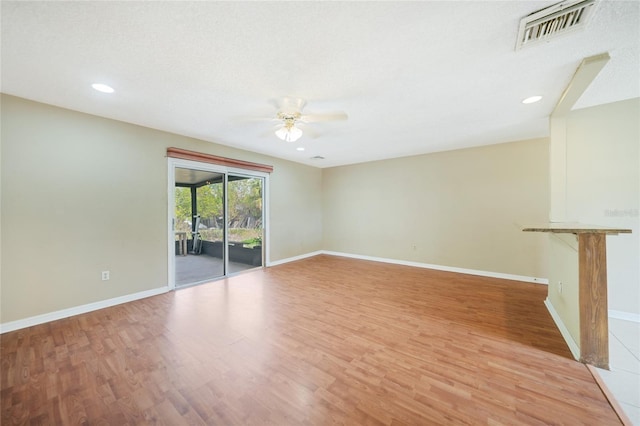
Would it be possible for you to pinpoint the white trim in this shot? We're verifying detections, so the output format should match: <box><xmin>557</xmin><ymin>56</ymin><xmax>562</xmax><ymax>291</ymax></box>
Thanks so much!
<box><xmin>609</xmin><ymin>310</ymin><xmax>640</xmax><ymax>324</ymax></box>
<box><xmin>266</xmin><ymin>250</ymin><xmax>549</xmax><ymax>284</ymax></box>
<box><xmin>263</xmin><ymin>175</ymin><xmax>270</xmax><ymax>267</ymax></box>
<box><xmin>168</xmin><ymin>157</ymin><xmax>270</xmax><ymax>282</ymax></box>
<box><xmin>0</xmin><ymin>286</ymin><xmax>170</xmax><ymax>334</ymax></box>
<box><xmin>168</xmin><ymin>158</ymin><xmax>271</xmax><ymax>180</ymax></box>
<box><xmin>545</xmin><ymin>298</ymin><xmax>581</xmax><ymax>360</ymax></box>
<box><xmin>0</xmin><ymin>251</ymin><xmax>565</xmax><ymax>334</ymax></box>
<box><xmin>266</xmin><ymin>251</ymin><xmax>323</xmax><ymax>267</ymax></box>
<box><xmin>168</xmin><ymin>158</ymin><xmax>176</xmax><ymax>290</ymax></box>
<box><xmin>223</xmin><ymin>173</ymin><xmax>229</xmax><ymax>272</ymax></box>
<box><xmin>321</xmin><ymin>251</ymin><xmax>549</xmax><ymax>284</ymax></box>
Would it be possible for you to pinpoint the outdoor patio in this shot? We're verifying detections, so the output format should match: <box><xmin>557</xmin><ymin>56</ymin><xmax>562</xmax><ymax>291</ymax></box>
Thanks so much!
<box><xmin>175</xmin><ymin>253</ymin><xmax>256</xmax><ymax>287</ymax></box>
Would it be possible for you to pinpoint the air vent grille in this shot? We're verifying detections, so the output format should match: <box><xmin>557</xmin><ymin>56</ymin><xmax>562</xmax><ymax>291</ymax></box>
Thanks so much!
<box><xmin>516</xmin><ymin>0</ymin><xmax>596</xmax><ymax>50</ymax></box>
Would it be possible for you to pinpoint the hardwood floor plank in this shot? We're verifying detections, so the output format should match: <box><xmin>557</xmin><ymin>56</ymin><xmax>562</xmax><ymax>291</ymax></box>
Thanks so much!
<box><xmin>1</xmin><ymin>255</ymin><xmax>622</xmax><ymax>424</ymax></box>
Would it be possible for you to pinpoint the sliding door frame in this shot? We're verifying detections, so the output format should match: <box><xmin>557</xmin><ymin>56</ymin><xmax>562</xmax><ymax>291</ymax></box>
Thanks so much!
<box><xmin>167</xmin><ymin>157</ymin><xmax>270</xmax><ymax>290</ymax></box>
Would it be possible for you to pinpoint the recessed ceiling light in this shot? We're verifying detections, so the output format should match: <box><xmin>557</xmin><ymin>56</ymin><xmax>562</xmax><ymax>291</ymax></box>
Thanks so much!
<box><xmin>296</xmin><ymin>147</ymin><xmax>305</xmax><ymax>151</ymax></box>
<box><xmin>522</xmin><ymin>95</ymin><xmax>542</xmax><ymax>104</ymax></box>
<box><xmin>92</xmin><ymin>83</ymin><xmax>115</xmax><ymax>93</ymax></box>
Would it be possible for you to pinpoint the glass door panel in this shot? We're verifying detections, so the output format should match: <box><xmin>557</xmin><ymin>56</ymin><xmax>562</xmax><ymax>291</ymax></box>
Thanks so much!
<box><xmin>172</xmin><ymin>164</ymin><xmax>265</xmax><ymax>288</ymax></box>
<box><xmin>174</xmin><ymin>168</ymin><xmax>225</xmax><ymax>287</ymax></box>
<box><xmin>227</xmin><ymin>175</ymin><xmax>264</xmax><ymax>273</ymax></box>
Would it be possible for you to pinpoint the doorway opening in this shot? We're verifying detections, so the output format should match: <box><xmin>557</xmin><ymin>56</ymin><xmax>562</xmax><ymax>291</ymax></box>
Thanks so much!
<box><xmin>169</xmin><ymin>161</ymin><xmax>266</xmax><ymax>288</ymax></box>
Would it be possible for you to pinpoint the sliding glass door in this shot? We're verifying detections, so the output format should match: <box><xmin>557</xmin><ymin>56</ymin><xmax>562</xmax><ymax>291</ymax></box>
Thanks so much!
<box><xmin>170</xmin><ymin>162</ymin><xmax>266</xmax><ymax>288</ymax></box>
<box><xmin>227</xmin><ymin>175</ymin><xmax>264</xmax><ymax>272</ymax></box>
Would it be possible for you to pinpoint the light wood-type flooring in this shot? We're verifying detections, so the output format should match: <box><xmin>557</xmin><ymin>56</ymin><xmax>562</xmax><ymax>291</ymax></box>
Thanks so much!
<box><xmin>1</xmin><ymin>255</ymin><xmax>622</xmax><ymax>425</ymax></box>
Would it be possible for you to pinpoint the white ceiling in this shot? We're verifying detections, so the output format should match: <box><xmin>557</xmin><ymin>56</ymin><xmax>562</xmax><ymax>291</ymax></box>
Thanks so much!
<box><xmin>2</xmin><ymin>1</ymin><xmax>638</xmax><ymax>168</ymax></box>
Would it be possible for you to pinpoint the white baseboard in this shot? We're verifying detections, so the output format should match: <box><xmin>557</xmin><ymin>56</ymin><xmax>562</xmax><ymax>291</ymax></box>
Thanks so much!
<box><xmin>0</xmin><ymin>286</ymin><xmax>170</xmax><ymax>334</ymax></box>
<box><xmin>321</xmin><ymin>250</ymin><xmax>549</xmax><ymax>284</ymax></box>
<box><xmin>544</xmin><ymin>298</ymin><xmax>580</xmax><ymax>361</ymax></box>
<box><xmin>609</xmin><ymin>309</ymin><xmax>640</xmax><ymax>324</ymax></box>
<box><xmin>266</xmin><ymin>250</ymin><xmax>323</xmax><ymax>267</ymax></box>
<box><xmin>1</xmin><ymin>251</ymin><xmax>553</xmax><ymax>334</ymax></box>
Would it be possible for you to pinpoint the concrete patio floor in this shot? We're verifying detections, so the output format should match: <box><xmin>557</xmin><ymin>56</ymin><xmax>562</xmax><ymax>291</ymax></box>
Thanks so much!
<box><xmin>175</xmin><ymin>254</ymin><xmax>257</xmax><ymax>287</ymax></box>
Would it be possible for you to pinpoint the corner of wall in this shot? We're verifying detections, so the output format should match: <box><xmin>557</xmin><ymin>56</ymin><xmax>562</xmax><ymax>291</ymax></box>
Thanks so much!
<box><xmin>544</xmin><ymin>297</ymin><xmax>580</xmax><ymax>360</ymax></box>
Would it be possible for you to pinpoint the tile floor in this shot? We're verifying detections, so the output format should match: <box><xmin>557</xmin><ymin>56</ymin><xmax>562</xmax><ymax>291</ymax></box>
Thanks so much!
<box><xmin>595</xmin><ymin>318</ymin><xmax>640</xmax><ymax>425</ymax></box>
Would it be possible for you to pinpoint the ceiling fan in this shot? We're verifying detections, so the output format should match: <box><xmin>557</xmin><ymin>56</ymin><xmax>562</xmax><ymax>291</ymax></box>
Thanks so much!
<box><xmin>267</xmin><ymin>97</ymin><xmax>348</xmax><ymax>142</ymax></box>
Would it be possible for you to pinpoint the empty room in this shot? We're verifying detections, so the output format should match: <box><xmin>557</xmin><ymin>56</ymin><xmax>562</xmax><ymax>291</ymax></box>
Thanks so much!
<box><xmin>1</xmin><ymin>1</ymin><xmax>639</xmax><ymax>425</ymax></box>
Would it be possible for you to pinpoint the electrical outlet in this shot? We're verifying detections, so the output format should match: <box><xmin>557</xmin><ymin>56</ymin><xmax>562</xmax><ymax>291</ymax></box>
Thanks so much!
<box><xmin>558</xmin><ymin>281</ymin><xmax>563</xmax><ymax>294</ymax></box>
<box><xmin>102</xmin><ymin>271</ymin><xmax>110</xmax><ymax>281</ymax></box>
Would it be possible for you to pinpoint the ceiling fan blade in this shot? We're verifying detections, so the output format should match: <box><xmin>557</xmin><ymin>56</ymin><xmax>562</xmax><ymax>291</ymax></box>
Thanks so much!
<box><xmin>258</xmin><ymin>122</ymin><xmax>283</xmax><ymax>138</ymax></box>
<box><xmin>232</xmin><ymin>115</ymin><xmax>278</xmax><ymax>124</ymax></box>
<box><xmin>259</xmin><ymin>128</ymin><xmax>276</xmax><ymax>138</ymax></box>
<box><xmin>267</xmin><ymin>98</ymin><xmax>283</xmax><ymax>111</ymax></box>
<box><xmin>300</xmin><ymin>112</ymin><xmax>348</xmax><ymax>123</ymax></box>
<box><xmin>297</xmin><ymin>124</ymin><xmax>320</xmax><ymax>139</ymax></box>
<box><xmin>279</xmin><ymin>97</ymin><xmax>306</xmax><ymax>113</ymax></box>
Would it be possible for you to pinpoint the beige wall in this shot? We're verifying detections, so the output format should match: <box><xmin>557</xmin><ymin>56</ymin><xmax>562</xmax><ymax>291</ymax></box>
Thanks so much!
<box><xmin>4</xmin><ymin>92</ymin><xmax>634</xmax><ymax>331</ymax></box>
<box><xmin>547</xmin><ymin>233</ymin><xmax>580</xmax><ymax>346</ymax></box>
<box><xmin>322</xmin><ymin>138</ymin><xmax>550</xmax><ymax>278</ymax></box>
<box><xmin>1</xmin><ymin>95</ymin><xmax>322</xmax><ymax>323</ymax></box>
<box><xmin>565</xmin><ymin>98</ymin><xmax>639</xmax><ymax>315</ymax></box>
<box><xmin>546</xmin><ymin>97</ymin><xmax>639</xmax><ymax>357</ymax></box>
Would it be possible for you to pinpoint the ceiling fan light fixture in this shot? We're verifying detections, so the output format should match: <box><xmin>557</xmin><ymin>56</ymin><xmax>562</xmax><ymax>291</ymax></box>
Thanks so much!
<box><xmin>275</xmin><ymin>123</ymin><xmax>303</xmax><ymax>142</ymax></box>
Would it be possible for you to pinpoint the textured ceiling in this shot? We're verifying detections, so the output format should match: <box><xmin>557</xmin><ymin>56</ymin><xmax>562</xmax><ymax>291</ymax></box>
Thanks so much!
<box><xmin>2</xmin><ymin>1</ymin><xmax>638</xmax><ymax>168</ymax></box>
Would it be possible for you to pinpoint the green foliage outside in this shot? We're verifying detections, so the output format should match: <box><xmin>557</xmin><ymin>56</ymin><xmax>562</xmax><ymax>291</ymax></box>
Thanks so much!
<box><xmin>175</xmin><ymin>177</ymin><xmax>263</xmax><ymax>247</ymax></box>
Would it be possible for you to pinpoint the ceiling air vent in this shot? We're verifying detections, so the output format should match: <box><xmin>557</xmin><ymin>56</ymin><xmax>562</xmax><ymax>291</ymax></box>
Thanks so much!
<box><xmin>516</xmin><ymin>0</ymin><xmax>596</xmax><ymax>50</ymax></box>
